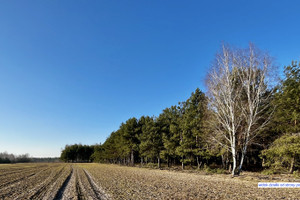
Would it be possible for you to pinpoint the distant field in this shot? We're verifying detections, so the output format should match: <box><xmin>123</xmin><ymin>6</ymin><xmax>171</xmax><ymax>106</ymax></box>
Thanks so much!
<box><xmin>0</xmin><ymin>163</ymin><xmax>299</xmax><ymax>199</ymax></box>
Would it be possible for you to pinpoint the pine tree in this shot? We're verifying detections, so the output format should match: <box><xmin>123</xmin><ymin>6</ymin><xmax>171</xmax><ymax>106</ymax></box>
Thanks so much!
<box><xmin>120</xmin><ymin>118</ymin><xmax>139</xmax><ymax>166</ymax></box>
<box><xmin>273</xmin><ymin>61</ymin><xmax>300</xmax><ymax>133</ymax></box>
<box><xmin>158</xmin><ymin>106</ymin><xmax>181</xmax><ymax>167</ymax></box>
<box><xmin>139</xmin><ymin>117</ymin><xmax>163</xmax><ymax>168</ymax></box>
<box><xmin>261</xmin><ymin>133</ymin><xmax>300</xmax><ymax>174</ymax></box>
<box><xmin>175</xmin><ymin>89</ymin><xmax>208</xmax><ymax>169</ymax></box>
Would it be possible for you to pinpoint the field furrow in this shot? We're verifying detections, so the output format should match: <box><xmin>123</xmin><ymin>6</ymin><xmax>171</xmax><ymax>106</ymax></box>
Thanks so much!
<box><xmin>75</xmin><ymin>170</ymin><xmax>85</xmax><ymax>200</ymax></box>
<box><xmin>0</xmin><ymin>164</ymin><xmax>49</xmax><ymax>181</ymax></box>
<box><xmin>55</xmin><ymin>166</ymin><xmax>78</xmax><ymax>200</ymax></box>
<box><xmin>24</xmin><ymin>165</ymin><xmax>67</xmax><ymax>199</ymax></box>
<box><xmin>0</xmin><ymin>163</ymin><xmax>299</xmax><ymax>200</ymax></box>
<box><xmin>42</xmin><ymin>165</ymin><xmax>72</xmax><ymax>200</ymax></box>
<box><xmin>81</xmin><ymin>163</ymin><xmax>300</xmax><ymax>200</ymax></box>
<box><xmin>77</xmin><ymin>167</ymin><xmax>100</xmax><ymax>200</ymax></box>
<box><xmin>83</xmin><ymin>169</ymin><xmax>110</xmax><ymax>200</ymax></box>
<box><xmin>0</xmin><ymin>166</ymin><xmax>54</xmax><ymax>199</ymax></box>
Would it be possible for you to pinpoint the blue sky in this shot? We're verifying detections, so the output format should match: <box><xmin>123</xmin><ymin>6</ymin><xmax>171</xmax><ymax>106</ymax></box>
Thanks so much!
<box><xmin>0</xmin><ymin>1</ymin><xmax>299</xmax><ymax>157</ymax></box>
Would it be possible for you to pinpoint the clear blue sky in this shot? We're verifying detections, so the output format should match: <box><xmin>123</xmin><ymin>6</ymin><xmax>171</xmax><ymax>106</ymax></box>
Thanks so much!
<box><xmin>0</xmin><ymin>1</ymin><xmax>299</xmax><ymax>157</ymax></box>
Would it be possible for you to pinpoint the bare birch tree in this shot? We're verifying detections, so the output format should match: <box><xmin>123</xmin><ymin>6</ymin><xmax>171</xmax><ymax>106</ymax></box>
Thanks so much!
<box><xmin>206</xmin><ymin>44</ymin><xmax>274</xmax><ymax>176</ymax></box>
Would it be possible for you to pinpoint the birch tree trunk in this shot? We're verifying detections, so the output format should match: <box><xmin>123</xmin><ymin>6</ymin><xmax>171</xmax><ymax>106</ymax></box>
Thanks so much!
<box><xmin>237</xmin><ymin>146</ymin><xmax>247</xmax><ymax>175</ymax></box>
<box><xmin>206</xmin><ymin>43</ymin><xmax>274</xmax><ymax>176</ymax></box>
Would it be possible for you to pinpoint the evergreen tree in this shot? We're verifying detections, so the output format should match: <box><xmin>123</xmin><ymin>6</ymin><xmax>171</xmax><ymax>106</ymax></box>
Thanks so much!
<box><xmin>273</xmin><ymin>61</ymin><xmax>300</xmax><ymax>133</ymax></box>
<box><xmin>176</xmin><ymin>89</ymin><xmax>208</xmax><ymax>169</ymax></box>
<box><xmin>139</xmin><ymin>116</ymin><xmax>163</xmax><ymax>168</ymax></box>
<box><xmin>121</xmin><ymin>118</ymin><xmax>140</xmax><ymax>165</ymax></box>
<box><xmin>159</xmin><ymin>106</ymin><xmax>181</xmax><ymax>167</ymax></box>
<box><xmin>261</xmin><ymin>133</ymin><xmax>300</xmax><ymax>173</ymax></box>
<box><xmin>60</xmin><ymin>144</ymin><xmax>94</xmax><ymax>162</ymax></box>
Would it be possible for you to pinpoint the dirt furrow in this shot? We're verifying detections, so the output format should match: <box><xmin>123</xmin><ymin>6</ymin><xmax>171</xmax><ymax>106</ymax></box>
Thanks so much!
<box><xmin>43</xmin><ymin>165</ymin><xmax>72</xmax><ymax>200</ymax></box>
<box><xmin>0</xmin><ymin>164</ymin><xmax>49</xmax><ymax>177</ymax></box>
<box><xmin>0</xmin><ymin>167</ymin><xmax>35</xmax><ymax>177</ymax></box>
<box><xmin>83</xmin><ymin>169</ymin><xmax>110</xmax><ymax>200</ymax></box>
<box><xmin>0</xmin><ymin>171</ymin><xmax>36</xmax><ymax>188</ymax></box>
<box><xmin>77</xmin><ymin>168</ymin><xmax>94</xmax><ymax>200</ymax></box>
<box><xmin>22</xmin><ymin>165</ymin><xmax>66</xmax><ymax>199</ymax></box>
<box><xmin>1</xmin><ymin>163</ymin><xmax>299</xmax><ymax>199</ymax></box>
<box><xmin>0</xmin><ymin>167</ymin><xmax>53</xmax><ymax>199</ymax></box>
<box><xmin>77</xmin><ymin>167</ymin><xmax>110</xmax><ymax>200</ymax></box>
<box><xmin>0</xmin><ymin>167</ymin><xmax>51</xmax><ymax>189</ymax></box>
<box><xmin>76</xmin><ymin>171</ymin><xmax>84</xmax><ymax>200</ymax></box>
<box><xmin>54</xmin><ymin>166</ymin><xmax>78</xmax><ymax>200</ymax></box>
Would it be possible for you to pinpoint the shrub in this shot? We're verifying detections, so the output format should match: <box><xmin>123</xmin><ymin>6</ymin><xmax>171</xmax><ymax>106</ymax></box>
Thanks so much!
<box><xmin>261</xmin><ymin>133</ymin><xmax>300</xmax><ymax>174</ymax></box>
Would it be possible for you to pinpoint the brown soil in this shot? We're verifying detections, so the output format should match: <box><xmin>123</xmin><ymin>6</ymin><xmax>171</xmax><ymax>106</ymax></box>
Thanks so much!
<box><xmin>0</xmin><ymin>163</ymin><xmax>299</xmax><ymax>200</ymax></box>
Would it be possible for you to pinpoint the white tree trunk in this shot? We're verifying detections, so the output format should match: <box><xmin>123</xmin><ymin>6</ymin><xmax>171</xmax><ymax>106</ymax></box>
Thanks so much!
<box><xmin>238</xmin><ymin>146</ymin><xmax>247</xmax><ymax>175</ymax></box>
<box><xmin>207</xmin><ymin>43</ymin><xmax>274</xmax><ymax>176</ymax></box>
<box><xmin>232</xmin><ymin>152</ymin><xmax>237</xmax><ymax>177</ymax></box>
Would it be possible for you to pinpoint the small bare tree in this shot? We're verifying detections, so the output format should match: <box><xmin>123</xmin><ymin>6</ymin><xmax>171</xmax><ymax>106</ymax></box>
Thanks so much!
<box><xmin>206</xmin><ymin>44</ymin><xmax>274</xmax><ymax>176</ymax></box>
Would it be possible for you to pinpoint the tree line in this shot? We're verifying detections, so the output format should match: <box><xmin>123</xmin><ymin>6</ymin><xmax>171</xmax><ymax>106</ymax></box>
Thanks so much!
<box><xmin>60</xmin><ymin>144</ymin><xmax>94</xmax><ymax>162</ymax></box>
<box><xmin>0</xmin><ymin>152</ymin><xmax>31</xmax><ymax>163</ymax></box>
<box><xmin>61</xmin><ymin>44</ymin><xmax>300</xmax><ymax>176</ymax></box>
<box><xmin>0</xmin><ymin>152</ymin><xmax>60</xmax><ymax>163</ymax></box>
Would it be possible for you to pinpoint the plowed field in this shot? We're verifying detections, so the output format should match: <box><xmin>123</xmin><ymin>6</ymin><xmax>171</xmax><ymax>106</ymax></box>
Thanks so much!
<box><xmin>0</xmin><ymin>163</ymin><xmax>298</xmax><ymax>199</ymax></box>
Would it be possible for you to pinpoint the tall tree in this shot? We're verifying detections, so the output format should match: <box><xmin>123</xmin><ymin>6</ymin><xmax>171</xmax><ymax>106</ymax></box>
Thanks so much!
<box><xmin>206</xmin><ymin>44</ymin><xmax>275</xmax><ymax>176</ymax></box>
<box><xmin>159</xmin><ymin>106</ymin><xmax>181</xmax><ymax>167</ymax></box>
<box><xmin>175</xmin><ymin>101</ymin><xmax>186</xmax><ymax>169</ymax></box>
<box><xmin>139</xmin><ymin>116</ymin><xmax>163</xmax><ymax>168</ymax></box>
<box><xmin>176</xmin><ymin>89</ymin><xmax>208</xmax><ymax>169</ymax></box>
<box><xmin>120</xmin><ymin>118</ymin><xmax>139</xmax><ymax>166</ymax></box>
<box><xmin>188</xmin><ymin>89</ymin><xmax>209</xmax><ymax>169</ymax></box>
<box><xmin>273</xmin><ymin>61</ymin><xmax>300</xmax><ymax>133</ymax></box>
<box><xmin>60</xmin><ymin>144</ymin><xmax>94</xmax><ymax>162</ymax></box>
